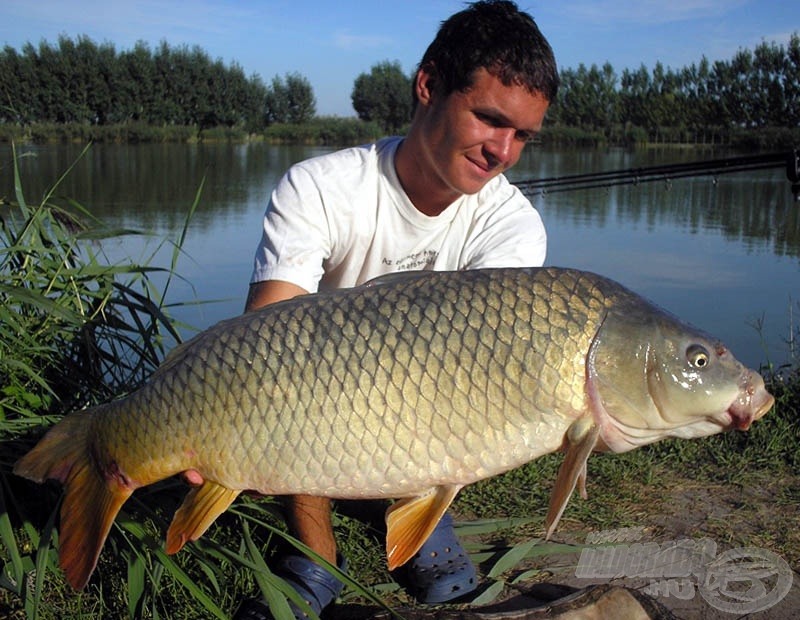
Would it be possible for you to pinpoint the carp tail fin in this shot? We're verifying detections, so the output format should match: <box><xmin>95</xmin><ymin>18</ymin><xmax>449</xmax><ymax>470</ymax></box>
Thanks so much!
<box><xmin>13</xmin><ymin>409</ymin><xmax>132</xmax><ymax>590</ymax></box>
<box><xmin>166</xmin><ymin>481</ymin><xmax>240</xmax><ymax>554</ymax></box>
<box><xmin>13</xmin><ymin>410</ymin><xmax>95</xmax><ymax>484</ymax></box>
<box><xmin>544</xmin><ymin>417</ymin><xmax>600</xmax><ymax>540</ymax></box>
<box><xmin>385</xmin><ymin>484</ymin><xmax>461</xmax><ymax>571</ymax></box>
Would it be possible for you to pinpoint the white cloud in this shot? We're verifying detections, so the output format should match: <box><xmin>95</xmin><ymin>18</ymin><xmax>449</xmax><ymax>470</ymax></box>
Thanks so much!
<box><xmin>1</xmin><ymin>0</ymin><xmax>265</xmax><ymax>46</ymax></box>
<box><xmin>333</xmin><ymin>30</ymin><xmax>391</xmax><ymax>51</ymax></box>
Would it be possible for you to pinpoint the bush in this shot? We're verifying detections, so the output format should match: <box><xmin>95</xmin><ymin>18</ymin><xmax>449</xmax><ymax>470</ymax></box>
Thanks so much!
<box><xmin>263</xmin><ymin>117</ymin><xmax>383</xmax><ymax>145</ymax></box>
<box><xmin>730</xmin><ymin>126</ymin><xmax>800</xmax><ymax>151</ymax></box>
<box><xmin>199</xmin><ymin>125</ymin><xmax>251</xmax><ymax>143</ymax></box>
<box><xmin>540</xmin><ymin>125</ymin><xmax>606</xmax><ymax>147</ymax></box>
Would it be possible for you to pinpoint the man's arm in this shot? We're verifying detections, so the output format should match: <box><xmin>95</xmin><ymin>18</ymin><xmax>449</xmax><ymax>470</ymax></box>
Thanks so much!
<box><xmin>245</xmin><ymin>279</ymin><xmax>309</xmax><ymax>312</ymax></box>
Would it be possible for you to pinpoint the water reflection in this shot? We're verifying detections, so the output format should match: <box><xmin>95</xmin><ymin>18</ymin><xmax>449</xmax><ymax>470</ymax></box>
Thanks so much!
<box><xmin>6</xmin><ymin>143</ymin><xmax>337</xmax><ymax>231</ymax></box>
<box><xmin>513</xmin><ymin>148</ymin><xmax>799</xmax><ymax>258</ymax></box>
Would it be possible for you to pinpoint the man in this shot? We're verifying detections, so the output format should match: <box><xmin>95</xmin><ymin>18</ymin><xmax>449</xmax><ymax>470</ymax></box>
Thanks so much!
<box><xmin>235</xmin><ymin>2</ymin><xmax>559</xmax><ymax>618</ymax></box>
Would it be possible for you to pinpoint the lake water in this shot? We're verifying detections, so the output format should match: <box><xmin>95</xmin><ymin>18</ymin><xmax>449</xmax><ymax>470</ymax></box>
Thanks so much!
<box><xmin>3</xmin><ymin>142</ymin><xmax>798</xmax><ymax>370</ymax></box>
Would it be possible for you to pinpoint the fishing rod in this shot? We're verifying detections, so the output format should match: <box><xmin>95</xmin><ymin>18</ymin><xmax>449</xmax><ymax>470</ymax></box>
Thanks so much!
<box><xmin>515</xmin><ymin>149</ymin><xmax>800</xmax><ymax>201</ymax></box>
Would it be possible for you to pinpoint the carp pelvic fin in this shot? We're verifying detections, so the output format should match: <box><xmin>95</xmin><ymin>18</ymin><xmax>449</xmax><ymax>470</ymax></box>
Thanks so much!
<box><xmin>165</xmin><ymin>480</ymin><xmax>241</xmax><ymax>554</ymax></box>
<box><xmin>13</xmin><ymin>410</ymin><xmax>132</xmax><ymax>590</ymax></box>
<box><xmin>385</xmin><ymin>484</ymin><xmax>461</xmax><ymax>571</ymax></box>
<box><xmin>544</xmin><ymin>417</ymin><xmax>600</xmax><ymax>540</ymax></box>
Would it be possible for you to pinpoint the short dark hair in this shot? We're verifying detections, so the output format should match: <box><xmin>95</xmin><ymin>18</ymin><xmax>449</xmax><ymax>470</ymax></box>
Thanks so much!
<box><xmin>416</xmin><ymin>0</ymin><xmax>559</xmax><ymax>103</ymax></box>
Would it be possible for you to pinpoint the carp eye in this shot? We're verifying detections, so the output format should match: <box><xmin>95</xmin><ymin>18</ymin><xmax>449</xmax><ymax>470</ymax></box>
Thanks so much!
<box><xmin>686</xmin><ymin>344</ymin><xmax>710</xmax><ymax>369</ymax></box>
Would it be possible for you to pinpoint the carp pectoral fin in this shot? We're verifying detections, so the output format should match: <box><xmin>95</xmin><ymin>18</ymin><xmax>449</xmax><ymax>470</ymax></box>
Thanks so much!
<box><xmin>384</xmin><ymin>484</ymin><xmax>461</xmax><ymax>571</ymax></box>
<box><xmin>544</xmin><ymin>418</ymin><xmax>600</xmax><ymax>540</ymax></box>
<box><xmin>165</xmin><ymin>481</ymin><xmax>241</xmax><ymax>554</ymax></box>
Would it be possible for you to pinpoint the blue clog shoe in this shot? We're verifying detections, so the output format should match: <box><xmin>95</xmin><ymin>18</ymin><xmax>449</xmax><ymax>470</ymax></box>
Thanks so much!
<box><xmin>407</xmin><ymin>512</ymin><xmax>478</xmax><ymax>603</ymax></box>
<box><xmin>234</xmin><ymin>554</ymin><xmax>346</xmax><ymax>619</ymax></box>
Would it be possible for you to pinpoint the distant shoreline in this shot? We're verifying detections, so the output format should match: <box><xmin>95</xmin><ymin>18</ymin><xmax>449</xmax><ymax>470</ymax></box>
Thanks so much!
<box><xmin>2</xmin><ymin>121</ymin><xmax>798</xmax><ymax>151</ymax></box>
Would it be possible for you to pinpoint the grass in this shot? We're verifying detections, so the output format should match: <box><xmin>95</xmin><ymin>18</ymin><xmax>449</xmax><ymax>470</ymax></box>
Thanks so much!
<box><xmin>1</xmin><ymin>144</ymin><xmax>798</xmax><ymax>618</ymax></box>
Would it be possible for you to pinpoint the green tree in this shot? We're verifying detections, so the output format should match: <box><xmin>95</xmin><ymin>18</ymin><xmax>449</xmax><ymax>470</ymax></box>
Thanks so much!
<box><xmin>2</xmin><ymin>31</ymin><xmax>798</xmax><ymax>144</ymax></box>
<box><xmin>116</xmin><ymin>41</ymin><xmax>156</xmax><ymax>123</ymax></box>
<box><xmin>265</xmin><ymin>72</ymin><xmax>316</xmax><ymax>124</ymax></box>
<box><xmin>241</xmin><ymin>72</ymin><xmax>268</xmax><ymax>132</ymax></box>
<box><xmin>88</xmin><ymin>39</ymin><xmax>118</xmax><ymax>125</ymax></box>
<box><xmin>619</xmin><ymin>64</ymin><xmax>651</xmax><ymax>129</ymax></box>
<box><xmin>0</xmin><ymin>45</ymin><xmax>38</xmax><ymax>123</ymax></box>
<box><xmin>555</xmin><ymin>62</ymin><xmax>618</xmax><ymax>132</ymax></box>
<box><xmin>351</xmin><ymin>60</ymin><xmax>412</xmax><ymax>133</ymax></box>
<box><xmin>264</xmin><ymin>75</ymin><xmax>289</xmax><ymax>124</ymax></box>
<box><xmin>648</xmin><ymin>62</ymin><xmax>685</xmax><ymax>140</ymax></box>
<box><xmin>285</xmin><ymin>72</ymin><xmax>316</xmax><ymax>124</ymax></box>
<box><xmin>680</xmin><ymin>57</ymin><xmax>717</xmax><ymax>141</ymax></box>
<box><xmin>750</xmin><ymin>39</ymin><xmax>791</xmax><ymax>127</ymax></box>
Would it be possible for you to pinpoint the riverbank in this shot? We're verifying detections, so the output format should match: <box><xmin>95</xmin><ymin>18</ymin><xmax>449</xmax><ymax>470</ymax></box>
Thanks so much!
<box><xmin>1</xmin><ymin>120</ymin><xmax>798</xmax><ymax>150</ymax></box>
<box><xmin>0</xmin><ymin>118</ymin><xmax>383</xmax><ymax>146</ymax></box>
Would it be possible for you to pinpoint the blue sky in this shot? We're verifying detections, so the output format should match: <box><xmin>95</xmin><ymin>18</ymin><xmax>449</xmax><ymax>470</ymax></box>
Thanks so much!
<box><xmin>0</xmin><ymin>1</ymin><xmax>796</xmax><ymax>116</ymax></box>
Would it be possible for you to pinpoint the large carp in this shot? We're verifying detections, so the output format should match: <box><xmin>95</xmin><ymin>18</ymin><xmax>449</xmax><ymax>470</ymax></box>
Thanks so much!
<box><xmin>15</xmin><ymin>267</ymin><xmax>773</xmax><ymax>590</ymax></box>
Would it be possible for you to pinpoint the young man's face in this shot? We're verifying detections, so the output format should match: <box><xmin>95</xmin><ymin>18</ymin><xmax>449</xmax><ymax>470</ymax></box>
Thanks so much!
<box><xmin>414</xmin><ymin>66</ymin><xmax>550</xmax><ymax>199</ymax></box>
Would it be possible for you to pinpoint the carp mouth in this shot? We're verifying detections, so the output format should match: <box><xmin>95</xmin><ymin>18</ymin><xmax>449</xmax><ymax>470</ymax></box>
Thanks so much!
<box><xmin>720</xmin><ymin>371</ymin><xmax>775</xmax><ymax>431</ymax></box>
<box><xmin>724</xmin><ymin>394</ymin><xmax>774</xmax><ymax>430</ymax></box>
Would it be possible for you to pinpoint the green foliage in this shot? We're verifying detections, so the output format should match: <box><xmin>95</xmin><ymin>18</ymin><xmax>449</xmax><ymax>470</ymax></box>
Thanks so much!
<box><xmin>0</xmin><ymin>144</ymin><xmax>220</xmax><ymax>617</ymax></box>
<box><xmin>0</xmin><ymin>36</ymin><xmax>270</xmax><ymax>131</ymax></box>
<box><xmin>0</xmin><ymin>144</ymin><xmax>184</xmax><ymax>426</ymax></box>
<box><xmin>263</xmin><ymin>116</ymin><xmax>383</xmax><ymax>145</ymax></box>
<box><xmin>0</xmin><ymin>121</ymin><xmax>204</xmax><ymax>145</ymax></box>
<box><xmin>265</xmin><ymin>73</ymin><xmax>317</xmax><ymax>125</ymax></box>
<box><xmin>351</xmin><ymin>60</ymin><xmax>413</xmax><ymax>134</ymax></box>
<box><xmin>0</xmin><ymin>118</ymin><xmax>387</xmax><ymax>146</ymax></box>
<box><xmin>549</xmin><ymin>32</ymin><xmax>800</xmax><ymax>145</ymax></box>
<box><xmin>2</xmin><ymin>32</ymin><xmax>798</xmax><ymax>146</ymax></box>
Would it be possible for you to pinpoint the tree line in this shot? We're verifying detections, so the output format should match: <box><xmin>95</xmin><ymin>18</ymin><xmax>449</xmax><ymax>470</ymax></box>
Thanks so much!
<box><xmin>350</xmin><ymin>35</ymin><xmax>800</xmax><ymax>147</ymax></box>
<box><xmin>549</xmin><ymin>33</ymin><xmax>800</xmax><ymax>145</ymax></box>
<box><xmin>0</xmin><ymin>33</ymin><xmax>798</xmax><ymax>146</ymax></box>
<box><xmin>0</xmin><ymin>36</ymin><xmax>315</xmax><ymax>130</ymax></box>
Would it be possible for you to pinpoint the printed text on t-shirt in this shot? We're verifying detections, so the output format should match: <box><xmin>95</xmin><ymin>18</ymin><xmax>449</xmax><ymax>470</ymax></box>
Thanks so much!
<box><xmin>381</xmin><ymin>250</ymin><xmax>438</xmax><ymax>271</ymax></box>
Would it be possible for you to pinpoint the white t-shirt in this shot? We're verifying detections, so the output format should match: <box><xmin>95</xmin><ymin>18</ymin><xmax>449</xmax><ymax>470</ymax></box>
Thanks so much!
<box><xmin>250</xmin><ymin>136</ymin><xmax>546</xmax><ymax>293</ymax></box>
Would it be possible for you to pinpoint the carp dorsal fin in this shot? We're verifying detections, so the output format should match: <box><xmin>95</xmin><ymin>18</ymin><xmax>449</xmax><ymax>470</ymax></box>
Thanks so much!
<box><xmin>165</xmin><ymin>480</ymin><xmax>241</xmax><ymax>554</ymax></box>
<box><xmin>385</xmin><ymin>484</ymin><xmax>461</xmax><ymax>571</ymax></box>
<box><xmin>544</xmin><ymin>417</ymin><xmax>600</xmax><ymax>540</ymax></box>
<box><xmin>362</xmin><ymin>270</ymin><xmax>434</xmax><ymax>289</ymax></box>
